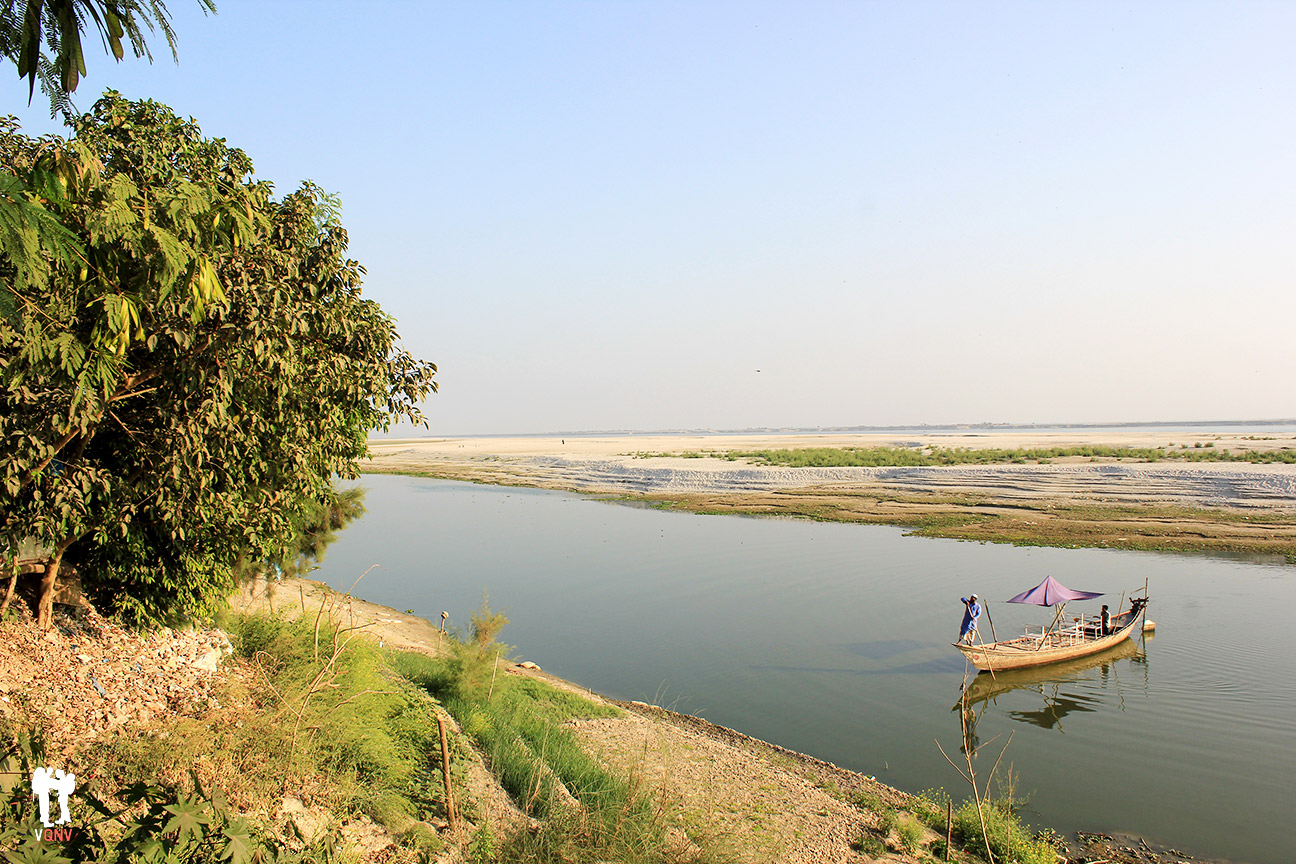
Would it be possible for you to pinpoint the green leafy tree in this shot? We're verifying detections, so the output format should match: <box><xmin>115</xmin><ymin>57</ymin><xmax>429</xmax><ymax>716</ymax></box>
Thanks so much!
<box><xmin>0</xmin><ymin>92</ymin><xmax>437</xmax><ymax>628</ymax></box>
<box><xmin>1</xmin><ymin>0</ymin><xmax>217</xmax><ymax>117</ymax></box>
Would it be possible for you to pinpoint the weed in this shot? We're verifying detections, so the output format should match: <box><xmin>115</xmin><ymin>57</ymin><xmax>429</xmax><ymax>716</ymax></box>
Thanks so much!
<box><xmin>468</xmin><ymin>822</ymin><xmax>498</xmax><ymax>863</ymax></box>
<box><xmin>951</xmin><ymin>799</ymin><xmax>1057</xmax><ymax>864</ymax></box>
<box><xmin>398</xmin><ymin>609</ymin><xmax>721</xmax><ymax>863</ymax></box>
<box><xmin>911</xmin><ymin>788</ymin><xmax>950</xmax><ymax>829</ymax></box>
<box><xmin>852</xmin><ymin>830</ymin><xmax>886</xmax><ymax>857</ymax></box>
<box><xmin>90</xmin><ymin>607</ymin><xmax>463</xmax><ymax>845</ymax></box>
<box><xmin>892</xmin><ymin>812</ymin><xmax>924</xmax><ymax>852</ymax></box>
<box><xmin>851</xmin><ymin>788</ymin><xmax>883</xmax><ymax>812</ymax></box>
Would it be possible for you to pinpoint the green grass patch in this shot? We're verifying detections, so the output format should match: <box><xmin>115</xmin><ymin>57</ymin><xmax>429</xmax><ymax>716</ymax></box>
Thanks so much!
<box><xmin>952</xmin><ymin>799</ymin><xmax>1058</xmax><ymax>864</ymax></box>
<box><xmin>5</xmin><ymin>605</ymin><xmax>468</xmax><ymax>861</ymax></box>
<box><xmin>397</xmin><ymin>604</ymin><xmax>720</xmax><ymax>864</ymax></box>
<box><xmin>716</xmin><ymin>444</ymin><xmax>1296</xmax><ymax>467</ymax></box>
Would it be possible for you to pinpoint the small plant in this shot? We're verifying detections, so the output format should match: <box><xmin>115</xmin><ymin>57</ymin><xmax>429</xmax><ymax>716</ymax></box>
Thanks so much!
<box><xmin>470</xmin><ymin>591</ymin><xmax>509</xmax><ymax>650</ymax></box>
<box><xmin>851</xmin><ymin>788</ymin><xmax>883</xmax><ymax>812</ymax></box>
<box><xmin>951</xmin><ymin>799</ymin><xmax>1057</xmax><ymax>864</ymax></box>
<box><xmin>893</xmin><ymin>812</ymin><xmax>924</xmax><ymax>852</ymax></box>
<box><xmin>911</xmin><ymin>788</ymin><xmax>950</xmax><ymax>829</ymax></box>
<box><xmin>852</xmin><ymin>830</ymin><xmax>885</xmax><ymax>856</ymax></box>
<box><xmin>468</xmin><ymin>822</ymin><xmax>497</xmax><ymax>863</ymax></box>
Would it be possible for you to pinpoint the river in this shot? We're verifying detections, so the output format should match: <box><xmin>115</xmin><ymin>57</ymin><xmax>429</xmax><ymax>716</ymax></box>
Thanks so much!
<box><xmin>312</xmin><ymin>474</ymin><xmax>1295</xmax><ymax>864</ymax></box>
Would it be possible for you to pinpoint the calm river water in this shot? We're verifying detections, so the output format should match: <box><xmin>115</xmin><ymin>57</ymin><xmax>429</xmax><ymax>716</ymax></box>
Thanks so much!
<box><xmin>313</xmin><ymin>475</ymin><xmax>1295</xmax><ymax>864</ymax></box>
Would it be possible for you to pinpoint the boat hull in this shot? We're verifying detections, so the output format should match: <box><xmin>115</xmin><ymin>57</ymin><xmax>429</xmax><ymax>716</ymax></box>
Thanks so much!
<box><xmin>954</xmin><ymin>607</ymin><xmax>1145</xmax><ymax>671</ymax></box>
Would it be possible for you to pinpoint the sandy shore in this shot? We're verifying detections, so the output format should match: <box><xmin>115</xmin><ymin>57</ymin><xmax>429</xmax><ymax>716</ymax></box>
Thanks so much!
<box><xmin>366</xmin><ymin>431</ymin><xmax>1296</xmax><ymax>558</ymax></box>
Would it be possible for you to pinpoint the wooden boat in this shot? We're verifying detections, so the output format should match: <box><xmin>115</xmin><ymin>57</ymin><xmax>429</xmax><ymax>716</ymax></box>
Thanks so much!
<box><xmin>955</xmin><ymin>638</ymin><xmax>1142</xmax><ymax>708</ymax></box>
<box><xmin>953</xmin><ymin>577</ymin><xmax>1148</xmax><ymax>672</ymax></box>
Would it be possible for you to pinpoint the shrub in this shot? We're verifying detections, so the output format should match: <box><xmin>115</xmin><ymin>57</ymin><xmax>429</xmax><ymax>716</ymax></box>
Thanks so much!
<box><xmin>892</xmin><ymin>813</ymin><xmax>924</xmax><ymax>852</ymax></box>
<box><xmin>952</xmin><ymin>799</ymin><xmax>1056</xmax><ymax>864</ymax></box>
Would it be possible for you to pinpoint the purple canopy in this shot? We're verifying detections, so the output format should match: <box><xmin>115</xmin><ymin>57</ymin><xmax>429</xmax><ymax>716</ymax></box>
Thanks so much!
<box><xmin>1006</xmin><ymin>575</ymin><xmax>1103</xmax><ymax>607</ymax></box>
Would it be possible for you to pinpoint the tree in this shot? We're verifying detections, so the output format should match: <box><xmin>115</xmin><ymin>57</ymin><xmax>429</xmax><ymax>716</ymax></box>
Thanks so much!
<box><xmin>1</xmin><ymin>0</ymin><xmax>217</xmax><ymax>117</ymax></box>
<box><xmin>0</xmin><ymin>92</ymin><xmax>437</xmax><ymax>628</ymax></box>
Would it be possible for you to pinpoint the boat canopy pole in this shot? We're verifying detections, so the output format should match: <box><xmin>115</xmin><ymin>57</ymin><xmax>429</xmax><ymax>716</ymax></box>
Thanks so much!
<box><xmin>1034</xmin><ymin>601</ymin><xmax>1068</xmax><ymax>647</ymax></box>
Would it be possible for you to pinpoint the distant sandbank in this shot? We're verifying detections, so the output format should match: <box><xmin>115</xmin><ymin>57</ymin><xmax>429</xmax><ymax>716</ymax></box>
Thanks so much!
<box><xmin>365</xmin><ymin>431</ymin><xmax>1296</xmax><ymax>559</ymax></box>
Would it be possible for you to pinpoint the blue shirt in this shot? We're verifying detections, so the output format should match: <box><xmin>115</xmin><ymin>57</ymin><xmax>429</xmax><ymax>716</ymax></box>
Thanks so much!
<box><xmin>959</xmin><ymin>598</ymin><xmax>981</xmax><ymax>636</ymax></box>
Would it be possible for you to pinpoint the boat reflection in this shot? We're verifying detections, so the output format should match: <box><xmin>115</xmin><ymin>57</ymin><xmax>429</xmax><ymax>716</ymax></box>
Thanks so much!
<box><xmin>954</xmin><ymin>638</ymin><xmax>1149</xmax><ymax>754</ymax></box>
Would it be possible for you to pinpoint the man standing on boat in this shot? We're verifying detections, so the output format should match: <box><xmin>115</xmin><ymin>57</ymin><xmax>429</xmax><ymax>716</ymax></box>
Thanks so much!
<box><xmin>958</xmin><ymin>594</ymin><xmax>981</xmax><ymax>645</ymax></box>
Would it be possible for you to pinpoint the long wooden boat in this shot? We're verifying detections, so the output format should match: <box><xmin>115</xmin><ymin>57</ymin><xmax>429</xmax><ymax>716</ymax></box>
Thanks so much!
<box><xmin>953</xmin><ymin>598</ymin><xmax>1147</xmax><ymax>672</ymax></box>
<box><xmin>955</xmin><ymin>638</ymin><xmax>1142</xmax><ymax>708</ymax></box>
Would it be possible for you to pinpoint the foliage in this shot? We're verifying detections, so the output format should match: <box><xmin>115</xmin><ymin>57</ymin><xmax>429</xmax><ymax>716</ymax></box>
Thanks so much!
<box><xmin>469</xmin><ymin>591</ymin><xmax>509</xmax><ymax>650</ymax></box>
<box><xmin>0</xmin><ymin>93</ymin><xmax>437</xmax><ymax>628</ymax></box>
<box><xmin>724</xmin><ymin>444</ymin><xmax>1296</xmax><ymax>468</ymax></box>
<box><xmin>222</xmin><ymin>611</ymin><xmax>455</xmax><ymax>827</ymax></box>
<box><xmin>235</xmin><ymin>484</ymin><xmax>367</xmax><ymax>583</ymax></box>
<box><xmin>0</xmin><ymin>726</ymin><xmax>345</xmax><ymax>863</ymax></box>
<box><xmin>397</xmin><ymin>621</ymin><xmax>720</xmax><ymax>864</ymax></box>
<box><xmin>467</xmin><ymin>823</ymin><xmax>497</xmax><ymax>864</ymax></box>
<box><xmin>850</xmin><ymin>830</ymin><xmax>885</xmax><ymax>857</ymax></box>
<box><xmin>951</xmin><ymin>799</ymin><xmax>1057</xmax><ymax>864</ymax></box>
<box><xmin>0</xmin><ymin>0</ymin><xmax>218</xmax><ymax>117</ymax></box>
<box><xmin>910</xmin><ymin>788</ymin><xmax>950</xmax><ymax>829</ymax></box>
<box><xmin>84</xmin><ymin>607</ymin><xmax>462</xmax><ymax>858</ymax></box>
<box><xmin>890</xmin><ymin>812</ymin><xmax>924</xmax><ymax>852</ymax></box>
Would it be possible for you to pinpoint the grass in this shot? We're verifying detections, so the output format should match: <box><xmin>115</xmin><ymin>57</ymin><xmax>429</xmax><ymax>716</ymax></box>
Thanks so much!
<box><xmin>21</xmin><ymin>595</ymin><xmax>731</xmax><ymax>863</ymax></box>
<box><xmin>396</xmin><ymin>608</ymin><xmax>727</xmax><ymax>864</ymax></box>
<box><xmin>645</xmin><ymin>488</ymin><xmax>1296</xmax><ymax>559</ymax></box>
<box><xmin>712</xmin><ymin>444</ymin><xmax>1296</xmax><ymax>467</ymax></box>
<box><xmin>5</xmin><ymin>605</ymin><xmax>464</xmax><ymax>862</ymax></box>
<box><xmin>107</xmin><ymin>611</ymin><xmax>458</xmax><ymax>831</ymax></box>
<box><xmin>951</xmin><ymin>799</ymin><xmax>1059</xmax><ymax>864</ymax></box>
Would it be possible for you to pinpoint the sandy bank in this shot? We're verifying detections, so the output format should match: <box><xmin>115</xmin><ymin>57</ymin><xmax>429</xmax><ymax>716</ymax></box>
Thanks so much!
<box><xmin>366</xmin><ymin>432</ymin><xmax>1296</xmax><ymax>558</ymax></box>
<box><xmin>368</xmin><ymin>432</ymin><xmax>1296</xmax><ymax>508</ymax></box>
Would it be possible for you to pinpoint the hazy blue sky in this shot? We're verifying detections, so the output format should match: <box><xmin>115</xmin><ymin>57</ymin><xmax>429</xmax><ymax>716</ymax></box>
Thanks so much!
<box><xmin>9</xmin><ymin>2</ymin><xmax>1295</xmax><ymax>434</ymax></box>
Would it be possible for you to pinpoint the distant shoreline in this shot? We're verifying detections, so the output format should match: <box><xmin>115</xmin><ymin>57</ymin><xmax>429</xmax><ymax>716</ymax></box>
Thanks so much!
<box><xmin>374</xmin><ymin>419</ymin><xmax>1296</xmax><ymax>440</ymax></box>
<box><xmin>365</xmin><ymin>431</ymin><xmax>1296</xmax><ymax>560</ymax></box>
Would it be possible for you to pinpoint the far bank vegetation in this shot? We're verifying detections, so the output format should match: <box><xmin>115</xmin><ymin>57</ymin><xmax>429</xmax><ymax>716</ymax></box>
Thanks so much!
<box><xmin>634</xmin><ymin>444</ymin><xmax>1296</xmax><ymax>466</ymax></box>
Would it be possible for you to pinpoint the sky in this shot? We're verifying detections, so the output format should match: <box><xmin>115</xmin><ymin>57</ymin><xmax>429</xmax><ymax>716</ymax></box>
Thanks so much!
<box><xmin>8</xmin><ymin>2</ymin><xmax>1296</xmax><ymax>434</ymax></box>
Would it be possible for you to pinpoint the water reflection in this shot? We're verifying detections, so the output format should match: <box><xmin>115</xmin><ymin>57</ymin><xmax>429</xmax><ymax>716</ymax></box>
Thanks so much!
<box><xmin>955</xmin><ymin>638</ymin><xmax>1149</xmax><ymax>753</ymax></box>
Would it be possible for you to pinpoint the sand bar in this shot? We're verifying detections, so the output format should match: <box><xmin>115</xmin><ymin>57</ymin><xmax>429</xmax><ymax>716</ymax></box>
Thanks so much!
<box><xmin>365</xmin><ymin>431</ymin><xmax>1296</xmax><ymax>557</ymax></box>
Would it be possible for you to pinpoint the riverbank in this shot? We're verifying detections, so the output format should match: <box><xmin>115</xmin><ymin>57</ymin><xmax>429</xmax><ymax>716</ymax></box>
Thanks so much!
<box><xmin>241</xmin><ymin>577</ymin><xmax>1225</xmax><ymax>864</ymax></box>
<box><xmin>2</xmin><ymin>577</ymin><xmax>1238</xmax><ymax>862</ymax></box>
<box><xmin>366</xmin><ymin>432</ymin><xmax>1296</xmax><ymax>559</ymax></box>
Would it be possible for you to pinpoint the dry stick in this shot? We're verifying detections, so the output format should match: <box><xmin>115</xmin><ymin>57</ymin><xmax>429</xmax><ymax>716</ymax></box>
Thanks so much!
<box><xmin>937</xmin><ymin>691</ymin><xmax>997</xmax><ymax>864</ymax></box>
<box><xmin>945</xmin><ymin>799</ymin><xmax>953</xmax><ymax>862</ymax></box>
<box><xmin>436</xmin><ymin>712</ymin><xmax>458</xmax><ymax>833</ymax></box>
<box><xmin>312</xmin><ymin>590</ymin><xmax>330</xmax><ymax>663</ymax></box>
<box><xmin>487</xmin><ymin>649</ymin><xmax>501</xmax><ymax>700</ymax></box>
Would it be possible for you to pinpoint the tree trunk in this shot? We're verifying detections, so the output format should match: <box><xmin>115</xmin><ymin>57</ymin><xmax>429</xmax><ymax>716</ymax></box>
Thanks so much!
<box><xmin>0</xmin><ymin>570</ymin><xmax>17</xmax><ymax>618</ymax></box>
<box><xmin>37</xmin><ymin>537</ymin><xmax>76</xmax><ymax>630</ymax></box>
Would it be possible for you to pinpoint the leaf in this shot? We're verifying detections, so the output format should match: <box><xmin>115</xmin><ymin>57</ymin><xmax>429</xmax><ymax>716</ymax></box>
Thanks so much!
<box><xmin>218</xmin><ymin>820</ymin><xmax>255</xmax><ymax>864</ymax></box>
<box><xmin>2</xmin><ymin>843</ymin><xmax>74</xmax><ymax>864</ymax></box>
<box><xmin>160</xmin><ymin>795</ymin><xmax>210</xmax><ymax>843</ymax></box>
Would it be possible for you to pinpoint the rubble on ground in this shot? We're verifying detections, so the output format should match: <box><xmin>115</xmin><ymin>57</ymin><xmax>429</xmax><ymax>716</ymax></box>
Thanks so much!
<box><xmin>0</xmin><ymin>601</ymin><xmax>234</xmax><ymax>753</ymax></box>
